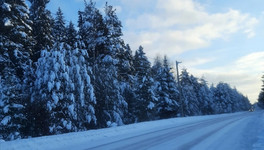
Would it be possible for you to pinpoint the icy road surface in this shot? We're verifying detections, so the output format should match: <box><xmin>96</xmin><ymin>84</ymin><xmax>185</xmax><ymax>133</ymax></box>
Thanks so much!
<box><xmin>1</xmin><ymin>111</ymin><xmax>264</xmax><ymax>150</ymax></box>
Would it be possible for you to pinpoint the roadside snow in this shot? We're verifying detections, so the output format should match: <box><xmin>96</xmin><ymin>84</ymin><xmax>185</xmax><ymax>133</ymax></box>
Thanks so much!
<box><xmin>0</xmin><ymin>111</ymin><xmax>263</xmax><ymax>150</ymax></box>
<box><xmin>253</xmin><ymin>111</ymin><xmax>264</xmax><ymax>150</ymax></box>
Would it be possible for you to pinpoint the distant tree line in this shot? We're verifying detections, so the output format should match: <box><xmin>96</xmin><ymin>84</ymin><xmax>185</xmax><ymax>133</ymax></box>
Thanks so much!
<box><xmin>0</xmin><ymin>0</ymin><xmax>251</xmax><ymax>141</ymax></box>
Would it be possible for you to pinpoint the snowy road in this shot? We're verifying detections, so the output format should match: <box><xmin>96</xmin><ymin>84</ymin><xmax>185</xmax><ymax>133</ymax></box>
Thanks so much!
<box><xmin>1</xmin><ymin>110</ymin><xmax>264</xmax><ymax>150</ymax></box>
<box><xmin>87</xmin><ymin>111</ymin><xmax>263</xmax><ymax>150</ymax></box>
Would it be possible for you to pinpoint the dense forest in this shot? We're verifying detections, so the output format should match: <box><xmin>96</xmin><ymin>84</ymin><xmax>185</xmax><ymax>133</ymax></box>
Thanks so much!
<box><xmin>0</xmin><ymin>0</ymin><xmax>251</xmax><ymax>141</ymax></box>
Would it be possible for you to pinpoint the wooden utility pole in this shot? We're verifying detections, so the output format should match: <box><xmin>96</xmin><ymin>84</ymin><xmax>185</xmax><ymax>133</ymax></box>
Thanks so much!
<box><xmin>176</xmin><ymin>61</ymin><xmax>184</xmax><ymax>117</ymax></box>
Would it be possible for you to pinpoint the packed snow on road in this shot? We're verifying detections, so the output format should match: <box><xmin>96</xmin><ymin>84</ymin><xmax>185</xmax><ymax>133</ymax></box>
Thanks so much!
<box><xmin>1</xmin><ymin>110</ymin><xmax>264</xmax><ymax>150</ymax></box>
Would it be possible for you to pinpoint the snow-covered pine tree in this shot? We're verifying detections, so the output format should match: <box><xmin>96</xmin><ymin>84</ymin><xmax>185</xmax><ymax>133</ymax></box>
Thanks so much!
<box><xmin>133</xmin><ymin>46</ymin><xmax>158</xmax><ymax>122</ymax></box>
<box><xmin>118</xmin><ymin>44</ymin><xmax>135</xmax><ymax>81</ymax></box>
<box><xmin>105</xmin><ymin>4</ymin><xmax>137</xmax><ymax>125</ymax></box>
<box><xmin>77</xmin><ymin>0</ymin><xmax>106</xmax><ymax>59</ymax></box>
<box><xmin>180</xmin><ymin>69</ymin><xmax>201</xmax><ymax>116</ymax></box>
<box><xmin>68</xmin><ymin>48</ymin><xmax>96</xmax><ymax>131</ymax></box>
<box><xmin>261</xmin><ymin>75</ymin><xmax>264</xmax><ymax>95</ymax></box>
<box><xmin>77</xmin><ymin>0</ymin><xmax>113</xmax><ymax>129</ymax></box>
<box><xmin>29</xmin><ymin>0</ymin><xmax>53</xmax><ymax>62</ymax></box>
<box><xmin>258</xmin><ymin>92</ymin><xmax>264</xmax><ymax>108</ymax></box>
<box><xmin>47</xmin><ymin>44</ymin><xmax>77</xmax><ymax>134</ymax></box>
<box><xmin>53</xmin><ymin>7</ymin><xmax>66</xmax><ymax>44</ymax></box>
<box><xmin>91</xmin><ymin>3</ymin><xmax>128</xmax><ymax>128</ymax></box>
<box><xmin>258</xmin><ymin>75</ymin><xmax>264</xmax><ymax>108</ymax></box>
<box><xmin>197</xmin><ymin>78</ymin><xmax>214</xmax><ymax>115</ymax></box>
<box><xmin>93</xmin><ymin>56</ymin><xmax>127</xmax><ymax>128</ymax></box>
<box><xmin>29</xmin><ymin>6</ymin><xmax>71</xmax><ymax>136</ymax></box>
<box><xmin>0</xmin><ymin>0</ymin><xmax>32</xmax><ymax>140</ymax></box>
<box><xmin>118</xmin><ymin>44</ymin><xmax>137</xmax><ymax>124</ymax></box>
<box><xmin>230</xmin><ymin>88</ymin><xmax>241</xmax><ymax>112</ymax></box>
<box><xmin>104</xmin><ymin>2</ymin><xmax>124</xmax><ymax>56</ymax></box>
<box><xmin>212</xmin><ymin>82</ymin><xmax>233</xmax><ymax>114</ymax></box>
<box><xmin>153</xmin><ymin>56</ymin><xmax>179</xmax><ymax>119</ymax></box>
<box><xmin>65</xmin><ymin>21</ymin><xmax>77</xmax><ymax>49</ymax></box>
<box><xmin>230</xmin><ymin>88</ymin><xmax>250</xmax><ymax>111</ymax></box>
<box><xmin>31</xmin><ymin>45</ymin><xmax>79</xmax><ymax>135</ymax></box>
<box><xmin>122</xmin><ymin>85</ymin><xmax>137</xmax><ymax>124</ymax></box>
<box><xmin>240</xmin><ymin>95</ymin><xmax>250</xmax><ymax>110</ymax></box>
<box><xmin>151</xmin><ymin>56</ymin><xmax>163</xmax><ymax>118</ymax></box>
<box><xmin>0</xmin><ymin>0</ymin><xmax>33</xmax><ymax>78</ymax></box>
<box><xmin>212</xmin><ymin>82</ymin><xmax>250</xmax><ymax>113</ymax></box>
<box><xmin>0</xmin><ymin>66</ymin><xmax>23</xmax><ymax>140</ymax></box>
<box><xmin>31</xmin><ymin>50</ymin><xmax>52</xmax><ymax>136</ymax></box>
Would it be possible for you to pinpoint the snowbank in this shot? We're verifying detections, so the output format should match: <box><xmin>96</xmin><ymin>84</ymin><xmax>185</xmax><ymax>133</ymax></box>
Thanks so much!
<box><xmin>253</xmin><ymin>111</ymin><xmax>264</xmax><ymax>150</ymax></box>
<box><xmin>0</xmin><ymin>112</ymin><xmax>257</xmax><ymax>150</ymax></box>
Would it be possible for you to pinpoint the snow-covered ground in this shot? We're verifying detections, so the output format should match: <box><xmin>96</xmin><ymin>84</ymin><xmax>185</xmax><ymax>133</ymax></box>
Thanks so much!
<box><xmin>1</xmin><ymin>110</ymin><xmax>264</xmax><ymax>150</ymax></box>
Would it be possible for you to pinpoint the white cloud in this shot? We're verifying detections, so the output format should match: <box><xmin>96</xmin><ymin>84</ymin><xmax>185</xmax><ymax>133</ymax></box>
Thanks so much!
<box><xmin>186</xmin><ymin>52</ymin><xmax>264</xmax><ymax>103</ymax></box>
<box><xmin>123</xmin><ymin>0</ymin><xmax>258</xmax><ymax>59</ymax></box>
<box><xmin>184</xmin><ymin>57</ymin><xmax>215</xmax><ymax>67</ymax></box>
<box><xmin>235</xmin><ymin>51</ymin><xmax>264</xmax><ymax>73</ymax></box>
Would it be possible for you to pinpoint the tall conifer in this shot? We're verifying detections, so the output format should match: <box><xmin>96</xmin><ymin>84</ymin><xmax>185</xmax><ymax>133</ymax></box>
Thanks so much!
<box><xmin>0</xmin><ymin>0</ymin><xmax>32</xmax><ymax>140</ymax></box>
<box><xmin>29</xmin><ymin>0</ymin><xmax>53</xmax><ymax>62</ymax></box>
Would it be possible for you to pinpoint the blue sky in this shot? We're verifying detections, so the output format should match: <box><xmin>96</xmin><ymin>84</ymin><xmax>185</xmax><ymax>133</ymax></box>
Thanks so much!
<box><xmin>45</xmin><ymin>0</ymin><xmax>264</xmax><ymax>103</ymax></box>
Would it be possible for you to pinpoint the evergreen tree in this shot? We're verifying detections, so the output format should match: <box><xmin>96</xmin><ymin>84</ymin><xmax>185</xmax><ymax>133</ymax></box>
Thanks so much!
<box><xmin>180</xmin><ymin>69</ymin><xmax>201</xmax><ymax>116</ymax></box>
<box><xmin>116</xmin><ymin>44</ymin><xmax>135</xmax><ymax>82</ymax></box>
<box><xmin>133</xmin><ymin>46</ymin><xmax>157</xmax><ymax>122</ymax></box>
<box><xmin>31</xmin><ymin>50</ymin><xmax>58</xmax><ymax>135</ymax></box>
<box><xmin>31</xmin><ymin>35</ymin><xmax>96</xmax><ymax>134</ymax></box>
<box><xmin>53</xmin><ymin>8</ymin><xmax>66</xmax><ymax>43</ymax></box>
<box><xmin>0</xmin><ymin>0</ymin><xmax>32</xmax><ymax>78</ymax></box>
<box><xmin>258</xmin><ymin>75</ymin><xmax>264</xmax><ymax>108</ymax></box>
<box><xmin>47</xmin><ymin>46</ymin><xmax>76</xmax><ymax>134</ymax></box>
<box><xmin>152</xmin><ymin>56</ymin><xmax>179</xmax><ymax>119</ymax></box>
<box><xmin>212</xmin><ymin>82</ymin><xmax>233</xmax><ymax>114</ymax></box>
<box><xmin>29</xmin><ymin>0</ymin><xmax>53</xmax><ymax>62</ymax></box>
<box><xmin>81</xmin><ymin>2</ymin><xmax>127</xmax><ymax>128</ymax></box>
<box><xmin>104</xmin><ymin>2</ymin><xmax>124</xmax><ymax>57</ymax></box>
<box><xmin>0</xmin><ymin>0</ymin><xmax>32</xmax><ymax>140</ymax></box>
<box><xmin>230</xmin><ymin>88</ymin><xmax>250</xmax><ymax>111</ymax></box>
<box><xmin>68</xmin><ymin>48</ymin><xmax>96</xmax><ymax>131</ymax></box>
<box><xmin>77</xmin><ymin>0</ymin><xmax>106</xmax><ymax>58</ymax></box>
<box><xmin>29</xmin><ymin>6</ymin><xmax>76</xmax><ymax>134</ymax></box>
<box><xmin>230</xmin><ymin>88</ymin><xmax>241</xmax><ymax>112</ymax></box>
<box><xmin>116</xmin><ymin>44</ymin><xmax>136</xmax><ymax>124</ymax></box>
<box><xmin>211</xmin><ymin>82</ymin><xmax>250</xmax><ymax>113</ymax></box>
<box><xmin>104</xmin><ymin>5</ymin><xmax>136</xmax><ymax>125</ymax></box>
<box><xmin>197</xmin><ymin>78</ymin><xmax>213</xmax><ymax>115</ymax></box>
<box><xmin>0</xmin><ymin>70</ymin><xmax>26</xmax><ymax>140</ymax></box>
<box><xmin>122</xmin><ymin>85</ymin><xmax>137</xmax><ymax>124</ymax></box>
<box><xmin>258</xmin><ymin>92</ymin><xmax>264</xmax><ymax>108</ymax></box>
<box><xmin>65</xmin><ymin>21</ymin><xmax>77</xmax><ymax>49</ymax></box>
<box><xmin>94</xmin><ymin>56</ymin><xmax>127</xmax><ymax>128</ymax></box>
